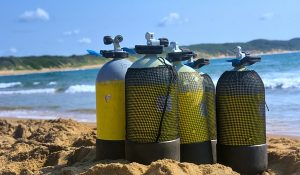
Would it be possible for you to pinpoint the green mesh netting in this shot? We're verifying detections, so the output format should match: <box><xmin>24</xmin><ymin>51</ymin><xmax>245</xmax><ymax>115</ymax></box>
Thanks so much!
<box><xmin>202</xmin><ymin>73</ymin><xmax>217</xmax><ymax>140</ymax></box>
<box><xmin>177</xmin><ymin>72</ymin><xmax>210</xmax><ymax>144</ymax></box>
<box><xmin>216</xmin><ymin>70</ymin><xmax>266</xmax><ymax>146</ymax></box>
<box><xmin>125</xmin><ymin>66</ymin><xmax>179</xmax><ymax>143</ymax></box>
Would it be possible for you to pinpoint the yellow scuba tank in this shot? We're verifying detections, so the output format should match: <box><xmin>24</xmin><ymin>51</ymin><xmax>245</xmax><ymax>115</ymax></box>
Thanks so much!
<box><xmin>185</xmin><ymin>57</ymin><xmax>217</xmax><ymax>163</ymax></box>
<box><xmin>216</xmin><ymin>46</ymin><xmax>267</xmax><ymax>174</ymax></box>
<box><xmin>125</xmin><ymin>32</ymin><xmax>180</xmax><ymax>164</ymax></box>
<box><xmin>95</xmin><ymin>35</ymin><xmax>132</xmax><ymax>160</ymax></box>
<box><xmin>166</xmin><ymin>42</ymin><xmax>213</xmax><ymax>164</ymax></box>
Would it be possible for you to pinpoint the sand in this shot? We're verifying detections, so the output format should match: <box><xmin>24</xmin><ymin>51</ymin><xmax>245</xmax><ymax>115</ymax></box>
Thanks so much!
<box><xmin>0</xmin><ymin>118</ymin><xmax>299</xmax><ymax>175</ymax></box>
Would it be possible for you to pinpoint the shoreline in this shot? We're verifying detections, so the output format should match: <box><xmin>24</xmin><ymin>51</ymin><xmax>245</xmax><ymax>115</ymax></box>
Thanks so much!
<box><xmin>209</xmin><ymin>49</ymin><xmax>300</xmax><ymax>59</ymax></box>
<box><xmin>0</xmin><ymin>64</ymin><xmax>102</xmax><ymax>76</ymax></box>
<box><xmin>1</xmin><ymin>50</ymin><xmax>300</xmax><ymax>76</ymax></box>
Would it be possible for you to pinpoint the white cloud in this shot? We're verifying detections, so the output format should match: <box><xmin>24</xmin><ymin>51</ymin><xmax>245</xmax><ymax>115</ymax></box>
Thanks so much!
<box><xmin>158</xmin><ymin>12</ymin><xmax>189</xmax><ymax>27</ymax></box>
<box><xmin>78</xmin><ymin>37</ymin><xmax>92</xmax><ymax>44</ymax></box>
<box><xmin>9</xmin><ymin>47</ymin><xmax>17</xmax><ymax>53</ymax></box>
<box><xmin>63</xmin><ymin>29</ymin><xmax>80</xmax><ymax>36</ymax></box>
<box><xmin>19</xmin><ymin>8</ymin><xmax>50</xmax><ymax>22</ymax></box>
<box><xmin>260</xmin><ymin>12</ymin><xmax>274</xmax><ymax>21</ymax></box>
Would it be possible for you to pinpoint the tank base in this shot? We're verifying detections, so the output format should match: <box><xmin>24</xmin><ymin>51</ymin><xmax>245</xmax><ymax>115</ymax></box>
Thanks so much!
<box><xmin>96</xmin><ymin>139</ymin><xmax>125</xmax><ymax>160</ymax></box>
<box><xmin>181</xmin><ymin>141</ymin><xmax>213</xmax><ymax>164</ymax></box>
<box><xmin>217</xmin><ymin>143</ymin><xmax>268</xmax><ymax>174</ymax></box>
<box><xmin>125</xmin><ymin>138</ymin><xmax>180</xmax><ymax>165</ymax></box>
<box><xmin>211</xmin><ymin>140</ymin><xmax>217</xmax><ymax>163</ymax></box>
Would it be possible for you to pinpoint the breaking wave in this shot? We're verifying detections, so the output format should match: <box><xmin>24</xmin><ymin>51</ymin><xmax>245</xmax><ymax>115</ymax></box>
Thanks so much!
<box><xmin>0</xmin><ymin>82</ymin><xmax>22</xmax><ymax>89</ymax></box>
<box><xmin>0</xmin><ymin>88</ymin><xmax>56</xmax><ymax>95</ymax></box>
<box><xmin>262</xmin><ymin>76</ymin><xmax>300</xmax><ymax>90</ymax></box>
<box><xmin>65</xmin><ymin>85</ymin><xmax>95</xmax><ymax>93</ymax></box>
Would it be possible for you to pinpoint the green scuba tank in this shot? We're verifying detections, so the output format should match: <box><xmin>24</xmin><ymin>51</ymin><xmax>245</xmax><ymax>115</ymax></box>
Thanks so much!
<box><xmin>186</xmin><ymin>57</ymin><xmax>217</xmax><ymax>163</ymax></box>
<box><xmin>95</xmin><ymin>35</ymin><xmax>132</xmax><ymax>160</ymax></box>
<box><xmin>166</xmin><ymin>42</ymin><xmax>213</xmax><ymax>164</ymax></box>
<box><xmin>125</xmin><ymin>32</ymin><xmax>180</xmax><ymax>164</ymax></box>
<box><xmin>216</xmin><ymin>46</ymin><xmax>267</xmax><ymax>174</ymax></box>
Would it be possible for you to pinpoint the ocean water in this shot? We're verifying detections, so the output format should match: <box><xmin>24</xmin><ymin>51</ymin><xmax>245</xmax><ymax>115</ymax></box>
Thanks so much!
<box><xmin>0</xmin><ymin>52</ymin><xmax>299</xmax><ymax>136</ymax></box>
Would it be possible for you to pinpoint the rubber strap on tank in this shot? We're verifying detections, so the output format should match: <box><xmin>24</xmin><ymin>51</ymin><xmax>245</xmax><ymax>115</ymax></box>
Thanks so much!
<box><xmin>155</xmin><ymin>57</ymin><xmax>178</xmax><ymax>142</ymax></box>
<box><xmin>227</xmin><ymin>56</ymin><xmax>261</xmax><ymax>68</ymax></box>
<box><xmin>187</xmin><ymin>58</ymin><xmax>210</xmax><ymax>69</ymax></box>
<box><xmin>134</xmin><ymin>45</ymin><xmax>163</xmax><ymax>54</ymax></box>
<box><xmin>100</xmin><ymin>50</ymin><xmax>129</xmax><ymax>58</ymax></box>
<box><xmin>167</xmin><ymin>51</ymin><xmax>195</xmax><ymax>62</ymax></box>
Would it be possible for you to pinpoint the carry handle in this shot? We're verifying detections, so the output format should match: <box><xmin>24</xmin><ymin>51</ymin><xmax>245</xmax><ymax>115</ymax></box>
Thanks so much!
<box><xmin>189</xmin><ymin>58</ymin><xmax>210</xmax><ymax>69</ymax></box>
<box><xmin>167</xmin><ymin>51</ymin><xmax>196</xmax><ymax>62</ymax></box>
<box><xmin>100</xmin><ymin>35</ymin><xmax>129</xmax><ymax>59</ymax></box>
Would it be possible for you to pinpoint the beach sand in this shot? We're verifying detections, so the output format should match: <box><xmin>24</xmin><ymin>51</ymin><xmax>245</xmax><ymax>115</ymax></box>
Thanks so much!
<box><xmin>0</xmin><ymin>118</ymin><xmax>299</xmax><ymax>175</ymax></box>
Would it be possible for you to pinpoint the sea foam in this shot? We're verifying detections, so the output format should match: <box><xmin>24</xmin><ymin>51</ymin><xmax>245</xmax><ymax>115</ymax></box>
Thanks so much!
<box><xmin>0</xmin><ymin>88</ymin><xmax>56</xmax><ymax>95</ymax></box>
<box><xmin>0</xmin><ymin>82</ymin><xmax>22</xmax><ymax>89</ymax></box>
<box><xmin>65</xmin><ymin>85</ymin><xmax>95</xmax><ymax>93</ymax></box>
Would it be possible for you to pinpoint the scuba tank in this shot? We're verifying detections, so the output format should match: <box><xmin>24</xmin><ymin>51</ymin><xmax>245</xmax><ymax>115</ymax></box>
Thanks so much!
<box><xmin>216</xmin><ymin>46</ymin><xmax>267</xmax><ymax>174</ymax></box>
<box><xmin>166</xmin><ymin>42</ymin><xmax>213</xmax><ymax>164</ymax></box>
<box><xmin>94</xmin><ymin>35</ymin><xmax>132</xmax><ymax>160</ymax></box>
<box><xmin>125</xmin><ymin>32</ymin><xmax>180</xmax><ymax>164</ymax></box>
<box><xmin>185</xmin><ymin>57</ymin><xmax>217</xmax><ymax>163</ymax></box>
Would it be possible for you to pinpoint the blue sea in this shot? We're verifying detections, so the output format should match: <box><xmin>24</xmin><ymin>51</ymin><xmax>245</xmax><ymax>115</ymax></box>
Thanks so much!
<box><xmin>0</xmin><ymin>52</ymin><xmax>299</xmax><ymax>136</ymax></box>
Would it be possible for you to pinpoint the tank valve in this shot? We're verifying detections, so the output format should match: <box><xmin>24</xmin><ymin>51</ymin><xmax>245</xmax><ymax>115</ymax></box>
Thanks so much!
<box><xmin>228</xmin><ymin>46</ymin><xmax>261</xmax><ymax>69</ymax></box>
<box><xmin>101</xmin><ymin>35</ymin><xmax>129</xmax><ymax>58</ymax></box>
<box><xmin>145</xmin><ymin>32</ymin><xmax>169</xmax><ymax>47</ymax></box>
<box><xmin>135</xmin><ymin>32</ymin><xmax>169</xmax><ymax>54</ymax></box>
<box><xmin>166</xmin><ymin>42</ymin><xmax>195</xmax><ymax>62</ymax></box>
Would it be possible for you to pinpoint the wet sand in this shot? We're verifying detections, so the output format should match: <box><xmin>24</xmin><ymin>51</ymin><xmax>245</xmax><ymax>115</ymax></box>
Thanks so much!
<box><xmin>0</xmin><ymin>117</ymin><xmax>299</xmax><ymax>175</ymax></box>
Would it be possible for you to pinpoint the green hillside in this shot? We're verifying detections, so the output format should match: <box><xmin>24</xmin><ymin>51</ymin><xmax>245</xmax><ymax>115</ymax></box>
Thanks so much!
<box><xmin>0</xmin><ymin>55</ymin><xmax>109</xmax><ymax>71</ymax></box>
<box><xmin>1</xmin><ymin>38</ymin><xmax>300</xmax><ymax>71</ymax></box>
<box><xmin>184</xmin><ymin>38</ymin><xmax>300</xmax><ymax>57</ymax></box>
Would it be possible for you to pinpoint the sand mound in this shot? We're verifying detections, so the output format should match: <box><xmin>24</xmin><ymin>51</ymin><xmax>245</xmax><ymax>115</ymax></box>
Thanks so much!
<box><xmin>0</xmin><ymin>118</ymin><xmax>299</xmax><ymax>175</ymax></box>
<box><xmin>82</xmin><ymin>159</ymin><xmax>238</xmax><ymax>175</ymax></box>
<box><xmin>267</xmin><ymin>137</ymin><xmax>300</xmax><ymax>175</ymax></box>
<box><xmin>0</xmin><ymin>118</ymin><xmax>96</xmax><ymax>174</ymax></box>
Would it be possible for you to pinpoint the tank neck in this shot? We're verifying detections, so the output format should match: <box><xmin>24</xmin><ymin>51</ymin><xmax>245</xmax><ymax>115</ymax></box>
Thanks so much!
<box><xmin>112</xmin><ymin>57</ymin><xmax>123</xmax><ymax>61</ymax></box>
<box><xmin>173</xmin><ymin>61</ymin><xmax>183</xmax><ymax>66</ymax></box>
<box><xmin>233</xmin><ymin>67</ymin><xmax>248</xmax><ymax>71</ymax></box>
<box><xmin>144</xmin><ymin>54</ymin><xmax>159</xmax><ymax>58</ymax></box>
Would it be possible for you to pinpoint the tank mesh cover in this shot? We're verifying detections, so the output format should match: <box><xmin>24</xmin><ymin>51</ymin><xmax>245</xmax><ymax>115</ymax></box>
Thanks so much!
<box><xmin>216</xmin><ymin>70</ymin><xmax>266</xmax><ymax>146</ymax></box>
<box><xmin>125</xmin><ymin>66</ymin><xmax>179</xmax><ymax>143</ymax></box>
<box><xmin>202</xmin><ymin>74</ymin><xmax>217</xmax><ymax>140</ymax></box>
<box><xmin>178</xmin><ymin>72</ymin><xmax>210</xmax><ymax>144</ymax></box>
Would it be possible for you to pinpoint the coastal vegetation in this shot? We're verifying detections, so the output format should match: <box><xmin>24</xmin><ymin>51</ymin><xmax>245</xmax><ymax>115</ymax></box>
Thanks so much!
<box><xmin>1</xmin><ymin>38</ymin><xmax>300</xmax><ymax>71</ymax></box>
<box><xmin>185</xmin><ymin>38</ymin><xmax>300</xmax><ymax>57</ymax></box>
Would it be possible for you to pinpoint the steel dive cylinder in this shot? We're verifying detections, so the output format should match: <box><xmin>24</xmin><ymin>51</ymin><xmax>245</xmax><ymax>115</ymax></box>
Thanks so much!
<box><xmin>96</xmin><ymin>35</ymin><xmax>132</xmax><ymax>160</ymax></box>
<box><xmin>185</xmin><ymin>57</ymin><xmax>217</xmax><ymax>163</ymax></box>
<box><xmin>216</xmin><ymin>46</ymin><xmax>267</xmax><ymax>174</ymax></box>
<box><xmin>166</xmin><ymin>42</ymin><xmax>213</xmax><ymax>164</ymax></box>
<box><xmin>125</xmin><ymin>32</ymin><xmax>180</xmax><ymax>164</ymax></box>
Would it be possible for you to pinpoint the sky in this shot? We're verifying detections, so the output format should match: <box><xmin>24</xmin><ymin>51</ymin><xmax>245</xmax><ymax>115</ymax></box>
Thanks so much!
<box><xmin>0</xmin><ymin>0</ymin><xmax>299</xmax><ymax>56</ymax></box>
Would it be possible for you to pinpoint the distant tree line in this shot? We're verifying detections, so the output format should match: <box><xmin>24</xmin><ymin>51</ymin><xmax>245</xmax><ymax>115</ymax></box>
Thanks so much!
<box><xmin>1</xmin><ymin>38</ymin><xmax>300</xmax><ymax>70</ymax></box>
<box><xmin>184</xmin><ymin>38</ymin><xmax>300</xmax><ymax>57</ymax></box>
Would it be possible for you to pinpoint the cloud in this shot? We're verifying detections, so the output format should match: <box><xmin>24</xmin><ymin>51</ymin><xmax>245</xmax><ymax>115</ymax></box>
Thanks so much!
<box><xmin>63</xmin><ymin>29</ymin><xmax>80</xmax><ymax>36</ymax></box>
<box><xmin>260</xmin><ymin>12</ymin><xmax>274</xmax><ymax>21</ymax></box>
<box><xmin>78</xmin><ymin>37</ymin><xmax>92</xmax><ymax>44</ymax></box>
<box><xmin>9</xmin><ymin>47</ymin><xmax>17</xmax><ymax>53</ymax></box>
<box><xmin>19</xmin><ymin>8</ymin><xmax>50</xmax><ymax>22</ymax></box>
<box><xmin>158</xmin><ymin>12</ymin><xmax>189</xmax><ymax>27</ymax></box>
